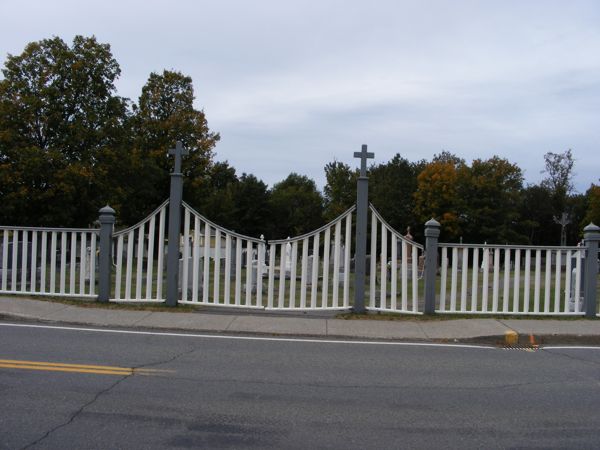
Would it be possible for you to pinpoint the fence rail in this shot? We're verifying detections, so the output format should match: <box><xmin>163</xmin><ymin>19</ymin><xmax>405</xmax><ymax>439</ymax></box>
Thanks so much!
<box><xmin>1</xmin><ymin>227</ymin><xmax>98</xmax><ymax>297</ymax></box>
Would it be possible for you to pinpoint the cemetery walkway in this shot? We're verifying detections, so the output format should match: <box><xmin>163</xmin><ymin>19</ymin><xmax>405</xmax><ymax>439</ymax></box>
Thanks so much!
<box><xmin>1</xmin><ymin>296</ymin><xmax>600</xmax><ymax>346</ymax></box>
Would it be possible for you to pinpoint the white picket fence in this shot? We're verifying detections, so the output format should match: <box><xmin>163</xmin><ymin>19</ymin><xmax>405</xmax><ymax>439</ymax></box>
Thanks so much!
<box><xmin>0</xmin><ymin>226</ymin><xmax>98</xmax><ymax>297</ymax></box>
<box><xmin>179</xmin><ymin>202</ymin><xmax>355</xmax><ymax>310</ymax></box>
<box><xmin>437</xmin><ymin>244</ymin><xmax>585</xmax><ymax>315</ymax></box>
<box><xmin>111</xmin><ymin>200</ymin><xmax>168</xmax><ymax>302</ymax></box>
<box><xmin>368</xmin><ymin>206</ymin><xmax>424</xmax><ymax>314</ymax></box>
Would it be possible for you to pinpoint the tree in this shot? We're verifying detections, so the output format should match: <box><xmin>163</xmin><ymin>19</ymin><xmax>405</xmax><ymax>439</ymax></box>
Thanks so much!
<box><xmin>323</xmin><ymin>161</ymin><xmax>357</xmax><ymax>221</ymax></box>
<box><xmin>0</xmin><ymin>35</ymin><xmax>130</xmax><ymax>226</ymax></box>
<box><xmin>132</xmin><ymin>70</ymin><xmax>219</xmax><ymax>215</ymax></box>
<box><xmin>541</xmin><ymin>149</ymin><xmax>575</xmax><ymax>239</ymax></box>
<box><xmin>269</xmin><ymin>173</ymin><xmax>324</xmax><ymax>238</ymax></box>
<box><xmin>413</xmin><ymin>159</ymin><xmax>463</xmax><ymax>240</ymax></box>
<box><xmin>369</xmin><ymin>154</ymin><xmax>425</xmax><ymax>238</ymax></box>
<box><xmin>518</xmin><ymin>184</ymin><xmax>555</xmax><ymax>244</ymax></box>
<box><xmin>541</xmin><ymin>149</ymin><xmax>575</xmax><ymax>198</ymax></box>
<box><xmin>231</xmin><ymin>174</ymin><xmax>272</xmax><ymax>237</ymax></box>
<box><xmin>459</xmin><ymin>156</ymin><xmax>525</xmax><ymax>243</ymax></box>
<box><xmin>189</xmin><ymin>161</ymin><xmax>238</xmax><ymax>229</ymax></box>
<box><xmin>583</xmin><ymin>184</ymin><xmax>600</xmax><ymax>228</ymax></box>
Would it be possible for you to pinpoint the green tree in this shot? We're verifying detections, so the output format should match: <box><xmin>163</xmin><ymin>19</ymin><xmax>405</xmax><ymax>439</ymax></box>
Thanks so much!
<box><xmin>541</xmin><ymin>149</ymin><xmax>576</xmax><ymax>241</ymax></box>
<box><xmin>518</xmin><ymin>184</ymin><xmax>555</xmax><ymax>244</ymax></box>
<box><xmin>369</xmin><ymin>154</ymin><xmax>425</xmax><ymax>238</ymax></box>
<box><xmin>583</xmin><ymin>184</ymin><xmax>600</xmax><ymax>229</ymax></box>
<box><xmin>323</xmin><ymin>161</ymin><xmax>357</xmax><ymax>221</ymax></box>
<box><xmin>231</xmin><ymin>174</ymin><xmax>272</xmax><ymax>237</ymax></box>
<box><xmin>190</xmin><ymin>161</ymin><xmax>238</xmax><ymax>229</ymax></box>
<box><xmin>0</xmin><ymin>35</ymin><xmax>130</xmax><ymax>226</ymax></box>
<box><xmin>269</xmin><ymin>173</ymin><xmax>324</xmax><ymax>238</ymax></box>
<box><xmin>132</xmin><ymin>70</ymin><xmax>219</xmax><ymax>219</ymax></box>
<box><xmin>459</xmin><ymin>156</ymin><xmax>525</xmax><ymax>243</ymax></box>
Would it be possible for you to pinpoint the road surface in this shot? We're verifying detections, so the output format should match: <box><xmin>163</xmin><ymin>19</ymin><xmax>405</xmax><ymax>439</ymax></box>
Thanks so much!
<box><xmin>1</xmin><ymin>321</ymin><xmax>600</xmax><ymax>449</ymax></box>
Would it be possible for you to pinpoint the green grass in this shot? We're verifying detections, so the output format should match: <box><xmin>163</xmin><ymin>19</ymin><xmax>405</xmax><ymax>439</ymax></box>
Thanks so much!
<box><xmin>5</xmin><ymin>256</ymin><xmax>600</xmax><ymax>317</ymax></box>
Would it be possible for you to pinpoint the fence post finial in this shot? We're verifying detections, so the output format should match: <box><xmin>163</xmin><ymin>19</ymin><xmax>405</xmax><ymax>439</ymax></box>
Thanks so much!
<box><xmin>98</xmin><ymin>205</ymin><xmax>116</xmax><ymax>303</ymax></box>
<box><xmin>583</xmin><ymin>222</ymin><xmax>600</xmax><ymax>318</ymax></box>
<box><xmin>424</xmin><ymin>218</ymin><xmax>441</xmax><ymax>315</ymax></box>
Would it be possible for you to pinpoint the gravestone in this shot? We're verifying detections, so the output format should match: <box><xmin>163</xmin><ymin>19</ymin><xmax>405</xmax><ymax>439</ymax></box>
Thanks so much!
<box><xmin>284</xmin><ymin>240</ymin><xmax>292</xmax><ymax>279</ymax></box>
<box><xmin>178</xmin><ymin>256</ymin><xmax>203</xmax><ymax>299</ymax></box>
<box><xmin>306</xmin><ymin>255</ymin><xmax>314</xmax><ymax>285</ymax></box>
<box><xmin>246</xmin><ymin>261</ymin><xmax>258</xmax><ymax>294</ymax></box>
<box><xmin>0</xmin><ymin>241</ymin><xmax>41</xmax><ymax>284</ymax></box>
<box><xmin>84</xmin><ymin>247</ymin><xmax>93</xmax><ymax>281</ymax></box>
<box><xmin>329</xmin><ymin>242</ymin><xmax>346</xmax><ymax>283</ymax></box>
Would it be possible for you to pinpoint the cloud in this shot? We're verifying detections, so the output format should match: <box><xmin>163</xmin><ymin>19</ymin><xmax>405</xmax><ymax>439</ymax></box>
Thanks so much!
<box><xmin>1</xmin><ymin>0</ymin><xmax>599</xmax><ymax>191</ymax></box>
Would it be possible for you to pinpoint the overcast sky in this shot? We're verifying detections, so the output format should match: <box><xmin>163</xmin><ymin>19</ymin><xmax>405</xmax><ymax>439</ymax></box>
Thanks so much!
<box><xmin>1</xmin><ymin>0</ymin><xmax>599</xmax><ymax>192</ymax></box>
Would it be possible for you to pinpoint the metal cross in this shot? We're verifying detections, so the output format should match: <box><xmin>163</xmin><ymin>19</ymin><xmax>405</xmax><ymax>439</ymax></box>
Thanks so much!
<box><xmin>168</xmin><ymin>141</ymin><xmax>189</xmax><ymax>173</ymax></box>
<box><xmin>354</xmin><ymin>144</ymin><xmax>374</xmax><ymax>177</ymax></box>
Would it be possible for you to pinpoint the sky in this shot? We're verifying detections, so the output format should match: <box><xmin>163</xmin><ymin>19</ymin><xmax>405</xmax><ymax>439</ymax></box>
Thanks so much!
<box><xmin>1</xmin><ymin>0</ymin><xmax>599</xmax><ymax>192</ymax></box>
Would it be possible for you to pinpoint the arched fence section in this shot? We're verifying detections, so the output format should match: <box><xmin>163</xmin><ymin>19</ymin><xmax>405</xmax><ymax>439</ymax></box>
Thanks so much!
<box><xmin>179</xmin><ymin>202</ymin><xmax>265</xmax><ymax>308</ymax></box>
<box><xmin>437</xmin><ymin>243</ymin><xmax>585</xmax><ymax>315</ymax></box>
<box><xmin>267</xmin><ymin>206</ymin><xmax>355</xmax><ymax>310</ymax></box>
<box><xmin>111</xmin><ymin>200</ymin><xmax>168</xmax><ymax>302</ymax></box>
<box><xmin>367</xmin><ymin>205</ymin><xmax>424</xmax><ymax>314</ymax></box>
<box><xmin>0</xmin><ymin>226</ymin><xmax>98</xmax><ymax>297</ymax></box>
<box><xmin>179</xmin><ymin>202</ymin><xmax>355</xmax><ymax>310</ymax></box>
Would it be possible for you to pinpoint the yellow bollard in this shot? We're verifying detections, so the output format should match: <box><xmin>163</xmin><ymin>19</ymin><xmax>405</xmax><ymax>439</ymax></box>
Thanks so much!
<box><xmin>504</xmin><ymin>330</ymin><xmax>518</xmax><ymax>346</ymax></box>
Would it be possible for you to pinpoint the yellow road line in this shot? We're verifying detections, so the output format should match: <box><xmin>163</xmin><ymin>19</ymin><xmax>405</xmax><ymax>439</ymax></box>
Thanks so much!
<box><xmin>0</xmin><ymin>359</ymin><xmax>173</xmax><ymax>376</ymax></box>
<box><xmin>0</xmin><ymin>363</ymin><xmax>133</xmax><ymax>376</ymax></box>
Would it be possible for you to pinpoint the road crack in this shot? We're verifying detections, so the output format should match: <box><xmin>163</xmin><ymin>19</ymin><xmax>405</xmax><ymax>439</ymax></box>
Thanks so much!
<box><xmin>20</xmin><ymin>346</ymin><xmax>198</xmax><ymax>449</ymax></box>
<box><xmin>21</xmin><ymin>374</ymin><xmax>130</xmax><ymax>450</ymax></box>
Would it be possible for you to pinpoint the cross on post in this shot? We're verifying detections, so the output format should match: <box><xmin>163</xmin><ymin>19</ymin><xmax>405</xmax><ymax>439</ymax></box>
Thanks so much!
<box><xmin>168</xmin><ymin>141</ymin><xmax>189</xmax><ymax>173</ymax></box>
<box><xmin>354</xmin><ymin>144</ymin><xmax>374</xmax><ymax>177</ymax></box>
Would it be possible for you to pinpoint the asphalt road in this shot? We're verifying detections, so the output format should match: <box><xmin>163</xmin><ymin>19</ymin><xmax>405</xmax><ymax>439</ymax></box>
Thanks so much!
<box><xmin>1</xmin><ymin>322</ymin><xmax>600</xmax><ymax>449</ymax></box>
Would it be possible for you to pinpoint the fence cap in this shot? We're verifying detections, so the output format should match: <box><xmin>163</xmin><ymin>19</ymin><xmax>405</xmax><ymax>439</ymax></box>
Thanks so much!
<box><xmin>583</xmin><ymin>222</ymin><xmax>600</xmax><ymax>238</ymax></box>
<box><xmin>99</xmin><ymin>205</ymin><xmax>116</xmax><ymax>216</ymax></box>
<box><xmin>425</xmin><ymin>218</ymin><xmax>440</xmax><ymax>228</ymax></box>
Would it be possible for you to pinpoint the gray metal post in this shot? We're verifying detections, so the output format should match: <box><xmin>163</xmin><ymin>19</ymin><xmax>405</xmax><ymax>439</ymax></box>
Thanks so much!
<box><xmin>98</xmin><ymin>205</ymin><xmax>115</xmax><ymax>303</ymax></box>
<box><xmin>583</xmin><ymin>223</ymin><xmax>600</xmax><ymax>318</ymax></box>
<box><xmin>423</xmin><ymin>218</ymin><xmax>440</xmax><ymax>315</ymax></box>
<box><xmin>166</xmin><ymin>141</ymin><xmax>189</xmax><ymax>307</ymax></box>
<box><xmin>353</xmin><ymin>144</ymin><xmax>374</xmax><ymax>313</ymax></box>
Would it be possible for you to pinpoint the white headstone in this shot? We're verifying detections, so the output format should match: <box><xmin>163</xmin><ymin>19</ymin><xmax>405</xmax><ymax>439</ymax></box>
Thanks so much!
<box><xmin>306</xmin><ymin>255</ymin><xmax>314</xmax><ymax>285</ymax></box>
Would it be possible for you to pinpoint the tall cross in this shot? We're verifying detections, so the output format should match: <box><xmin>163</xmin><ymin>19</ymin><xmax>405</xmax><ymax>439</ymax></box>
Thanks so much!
<box><xmin>354</xmin><ymin>144</ymin><xmax>374</xmax><ymax>177</ymax></box>
<box><xmin>168</xmin><ymin>141</ymin><xmax>189</xmax><ymax>173</ymax></box>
